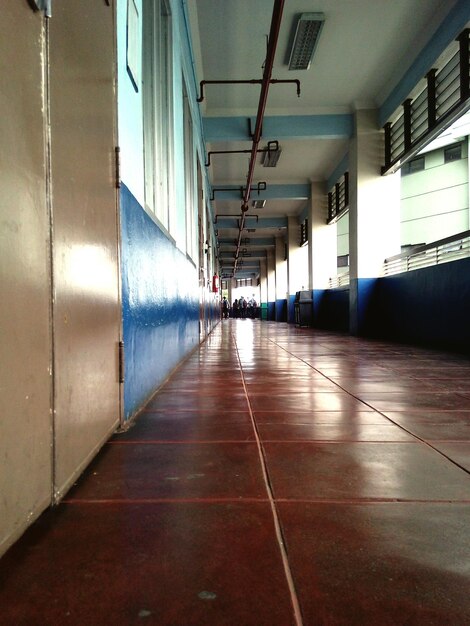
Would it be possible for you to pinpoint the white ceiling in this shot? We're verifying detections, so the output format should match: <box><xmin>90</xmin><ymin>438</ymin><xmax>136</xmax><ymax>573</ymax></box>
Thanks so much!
<box><xmin>188</xmin><ymin>0</ymin><xmax>461</xmax><ymax>277</ymax></box>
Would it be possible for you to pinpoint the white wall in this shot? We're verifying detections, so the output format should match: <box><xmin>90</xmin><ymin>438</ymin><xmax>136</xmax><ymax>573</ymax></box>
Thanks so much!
<box><xmin>400</xmin><ymin>141</ymin><xmax>469</xmax><ymax>245</ymax></box>
<box><xmin>336</xmin><ymin>212</ymin><xmax>349</xmax><ymax>275</ymax></box>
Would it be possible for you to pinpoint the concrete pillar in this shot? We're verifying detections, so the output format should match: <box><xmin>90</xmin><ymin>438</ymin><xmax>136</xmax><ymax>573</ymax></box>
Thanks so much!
<box><xmin>349</xmin><ymin>109</ymin><xmax>401</xmax><ymax>334</ymax></box>
<box><xmin>308</xmin><ymin>181</ymin><xmax>336</xmax><ymax>289</ymax></box>
<box><xmin>467</xmin><ymin>136</ymin><xmax>470</xmax><ymax>226</ymax></box>
<box><xmin>275</xmin><ymin>235</ymin><xmax>287</xmax><ymax>321</ymax></box>
<box><xmin>287</xmin><ymin>216</ymin><xmax>308</xmax><ymax>322</ymax></box>
<box><xmin>260</xmin><ymin>259</ymin><xmax>268</xmax><ymax>305</ymax></box>
<box><xmin>266</xmin><ymin>248</ymin><xmax>276</xmax><ymax>320</ymax></box>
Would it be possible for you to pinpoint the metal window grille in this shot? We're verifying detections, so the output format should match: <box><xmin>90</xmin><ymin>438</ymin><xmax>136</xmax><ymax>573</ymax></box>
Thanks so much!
<box><xmin>300</xmin><ymin>219</ymin><xmax>308</xmax><ymax>246</ymax></box>
<box><xmin>383</xmin><ymin>230</ymin><xmax>470</xmax><ymax>275</ymax></box>
<box><xmin>327</xmin><ymin>172</ymin><xmax>349</xmax><ymax>224</ymax></box>
<box><xmin>383</xmin><ymin>29</ymin><xmax>469</xmax><ymax>174</ymax></box>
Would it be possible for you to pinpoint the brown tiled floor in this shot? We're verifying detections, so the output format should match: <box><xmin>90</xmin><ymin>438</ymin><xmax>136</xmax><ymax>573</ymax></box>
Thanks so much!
<box><xmin>1</xmin><ymin>320</ymin><xmax>470</xmax><ymax>625</ymax></box>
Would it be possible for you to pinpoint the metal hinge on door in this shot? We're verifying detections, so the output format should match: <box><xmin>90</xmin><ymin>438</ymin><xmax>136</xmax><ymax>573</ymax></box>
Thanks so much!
<box><xmin>118</xmin><ymin>341</ymin><xmax>125</xmax><ymax>384</ymax></box>
<box><xmin>115</xmin><ymin>146</ymin><xmax>121</xmax><ymax>189</ymax></box>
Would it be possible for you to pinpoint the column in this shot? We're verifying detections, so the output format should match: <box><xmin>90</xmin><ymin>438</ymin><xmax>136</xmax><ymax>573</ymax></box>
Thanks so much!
<box><xmin>275</xmin><ymin>235</ymin><xmax>287</xmax><ymax>321</ymax></box>
<box><xmin>349</xmin><ymin>109</ymin><xmax>401</xmax><ymax>334</ymax></box>
<box><xmin>307</xmin><ymin>181</ymin><xmax>337</xmax><ymax>326</ymax></box>
<box><xmin>266</xmin><ymin>248</ymin><xmax>276</xmax><ymax>321</ymax></box>
<box><xmin>308</xmin><ymin>181</ymin><xmax>336</xmax><ymax>289</ymax></box>
<box><xmin>259</xmin><ymin>258</ymin><xmax>267</xmax><ymax>320</ymax></box>
<box><xmin>287</xmin><ymin>216</ymin><xmax>308</xmax><ymax>322</ymax></box>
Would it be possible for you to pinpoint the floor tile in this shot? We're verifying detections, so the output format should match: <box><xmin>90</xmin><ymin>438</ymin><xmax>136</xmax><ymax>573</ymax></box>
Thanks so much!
<box><xmin>278</xmin><ymin>502</ymin><xmax>470</xmax><ymax>625</ymax></box>
<box><xmin>3</xmin><ymin>319</ymin><xmax>470</xmax><ymax>625</ymax></box>
<box><xmin>253</xmin><ymin>410</ymin><xmax>383</xmax><ymax>424</ymax></box>
<box><xmin>381</xmin><ymin>413</ymin><xmax>470</xmax><ymax>441</ymax></box>
<box><xmin>431</xmin><ymin>442</ymin><xmax>470</xmax><ymax>472</ymax></box>
<box><xmin>67</xmin><ymin>443</ymin><xmax>267</xmax><ymax>501</ymax></box>
<box><xmin>145</xmin><ymin>394</ymin><xmax>248</xmax><ymax>412</ymax></box>
<box><xmin>357</xmin><ymin>392</ymin><xmax>470</xmax><ymax>412</ymax></box>
<box><xmin>249</xmin><ymin>393</ymin><xmax>368</xmax><ymax>412</ymax></box>
<box><xmin>140</xmin><ymin>409</ymin><xmax>251</xmax><ymax>422</ymax></box>
<box><xmin>263</xmin><ymin>442</ymin><xmax>470</xmax><ymax>500</ymax></box>
<box><xmin>245</xmin><ymin>380</ymin><xmax>341</xmax><ymax>393</ymax></box>
<box><xmin>257</xmin><ymin>422</ymin><xmax>415</xmax><ymax>442</ymax></box>
<box><xmin>113</xmin><ymin>418</ymin><xmax>255</xmax><ymax>442</ymax></box>
<box><xmin>0</xmin><ymin>502</ymin><xmax>296</xmax><ymax>626</ymax></box>
<box><xmin>383</xmin><ymin>410</ymin><xmax>470</xmax><ymax>424</ymax></box>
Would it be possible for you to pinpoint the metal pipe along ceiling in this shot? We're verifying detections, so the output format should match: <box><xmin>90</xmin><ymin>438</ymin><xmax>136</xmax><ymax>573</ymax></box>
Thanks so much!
<box><xmin>233</xmin><ymin>0</ymin><xmax>285</xmax><ymax>275</ymax></box>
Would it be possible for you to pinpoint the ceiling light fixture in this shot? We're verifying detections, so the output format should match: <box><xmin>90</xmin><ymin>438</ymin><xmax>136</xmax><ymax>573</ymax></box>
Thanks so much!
<box><xmin>288</xmin><ymin>13</ymin><xmax>325</xmax><ymax>71</ymax></box>
<box><xmin>262</xmin><ymin>142</ymin><xmax>282</xmax><ymax>167</ymax></box>
<box><xmin>252</xmin><ymin>200</ymin><xmax>266</xmax><ymax>209</ymax></box>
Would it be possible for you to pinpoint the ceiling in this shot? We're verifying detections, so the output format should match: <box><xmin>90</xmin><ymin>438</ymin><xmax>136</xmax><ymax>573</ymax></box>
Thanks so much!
<box><xmin>188</xmin><ymin>0</ymin><xmax>460</xmax><ymax>279</ymax></box>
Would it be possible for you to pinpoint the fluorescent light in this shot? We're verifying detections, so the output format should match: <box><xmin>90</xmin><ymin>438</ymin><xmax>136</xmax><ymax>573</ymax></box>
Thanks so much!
<box><xmin>252</xmin><ymin>200</ymin><xmax>266</xmax><ymax>209</ymax></box>
<box><xmin>262</xmin><ymin>144</ymin><xmax>282</xmax><ymax>167</ymax></box>
<box><xmin>288</xmin><ymin>13</ymin><xmax>325</xmax><ymax>71</ymax></box>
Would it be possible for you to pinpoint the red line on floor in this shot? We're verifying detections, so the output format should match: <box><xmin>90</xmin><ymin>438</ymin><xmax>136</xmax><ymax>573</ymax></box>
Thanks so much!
<box><xmin>108</xmin><ymin>440</ymin><xmax>256</xmax><ymax>445</ymax></box>
<box><xmin>63</xmin><ymin>497</ymin><xmax>271</xmax><ymax>504</ymax></box>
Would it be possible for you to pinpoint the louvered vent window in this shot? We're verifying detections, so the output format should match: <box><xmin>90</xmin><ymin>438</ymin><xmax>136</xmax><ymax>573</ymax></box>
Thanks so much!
<box><xmin>327</xmin><ymin>172</ymin><xmax>349</xmax><ymax>225</ymax></box>
<box><xmin>383</xmin><ymin>29</ymin><xmax>469</xmax><ymax>174</ymax></box>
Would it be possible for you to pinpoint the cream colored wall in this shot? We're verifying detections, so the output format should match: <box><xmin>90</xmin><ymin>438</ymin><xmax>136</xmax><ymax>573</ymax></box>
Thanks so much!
<box><xmin>0</xmin><ymin>2</ymin><xmax>121</xmax><ymax>556</ymax></box>
<box><xmin>0</xmin><ymin>5</ymin><xmax>52</xmax><ymax>556</ymax></box>
<box><xmin>49</xmin><ymin>2</ymin><xmax>121</xmax><ymax>499</ymax></box>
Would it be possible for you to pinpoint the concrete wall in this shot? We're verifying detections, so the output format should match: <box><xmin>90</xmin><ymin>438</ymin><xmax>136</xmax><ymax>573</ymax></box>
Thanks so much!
<box><xmin>400</xmin><ymin>141</ymin><xmax>469</xmax><ymax>245</ymax></box>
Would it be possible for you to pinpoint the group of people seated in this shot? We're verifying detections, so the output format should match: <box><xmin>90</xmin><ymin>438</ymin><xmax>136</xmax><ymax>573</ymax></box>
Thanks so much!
<box><xmin>221</xmin><ymin>295</ymin><xmax>259</xmax><ymax>319</ymax></box>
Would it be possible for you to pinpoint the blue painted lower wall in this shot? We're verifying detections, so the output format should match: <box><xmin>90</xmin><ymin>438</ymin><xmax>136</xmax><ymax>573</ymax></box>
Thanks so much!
<box><xmin>369</xmin><ymin>258</ymin><xmax>470</xmax><ymax>352</ymax></box>
<box><xmin>287</xmin><ymin>294</ymin><xmax>296</xmax><ymax>323</ymax></box>
<box><xmin>275</xmin><ymin>299</ymin><xmax>287</xmax><ymax>322</ymax></box>
<box><xmin>310</xmin><ymin>260</ymin><xmax>470</xmax><ymax>353</ymax></box>
<box><xmin>313</xmin><ymin>287</ymin><xmax>349</xmax><ymax>332</ymax></box>
<box><xmin>120</xmin><ymin>185</ymin><xmax>199</xmax><ymax>419</ymax></box>
<box><xmin>267</xmin><ymin>301</ymin><xmax>276</xmax><ymax>320</ymax></box>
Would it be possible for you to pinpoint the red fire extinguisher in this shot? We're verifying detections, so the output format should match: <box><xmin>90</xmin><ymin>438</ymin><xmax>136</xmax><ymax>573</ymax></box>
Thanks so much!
<box><xmin>212</xmin><ymin>273</ymin><xmax>219</xmax><ymax>293</ymax></box>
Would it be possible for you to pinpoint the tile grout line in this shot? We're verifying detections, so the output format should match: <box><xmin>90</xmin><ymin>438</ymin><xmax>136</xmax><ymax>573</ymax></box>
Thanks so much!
<box><xmin>232</xmin><ymin>331</ymin><xmax>304</xmax><ymax>626</ymax></box>
<box><xmin>271</xmin><ymin>339</ymin><xmax>470</xmax><ymax>478</ymax></box>
<box><xmin>63</xmin><ymin>497</ymin><xmax>470</xmax><ymax>505</ymax></box>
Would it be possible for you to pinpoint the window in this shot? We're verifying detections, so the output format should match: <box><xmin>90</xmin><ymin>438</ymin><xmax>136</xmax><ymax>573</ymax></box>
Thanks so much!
<box><xmin>444</xmin><ymin>144</ymin><xmax>462</xmax><ymax>163</ymax></box>
<box><xmin>401</xmin><ymin>156</ymin><xmax>425</xmax><ymax>176</ymax></box>
<box><xmin>300</xmin><ymin>219</ymin><xmax>308</xmax><ymax>246</ymax></box>
<box><xmin>142</xmin><ymin>0</ymin><xmax>174</xmax><ymax>231</ymax></box>
<box><xmin>183</xmin><ymin>85</ymin><xmax>196</xmax><ymax>260</ymax></box>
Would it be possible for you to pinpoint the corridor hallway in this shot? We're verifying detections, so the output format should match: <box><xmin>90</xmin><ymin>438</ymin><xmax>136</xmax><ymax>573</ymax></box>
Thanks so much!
<box><xmin>1</xmin><ymin>320</ymin><xmax>470</xmax><ymax>625</ymax></box>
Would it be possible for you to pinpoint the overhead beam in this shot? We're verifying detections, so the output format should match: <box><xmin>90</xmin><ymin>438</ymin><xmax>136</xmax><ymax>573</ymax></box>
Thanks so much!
<box><xmin>219</xmin><ymin>251</ymin><xmax>266</xmax><ymax>258</ymax></box>
<box><xmin>213</xmin><ymin>184</ymin><xmax>310</xmax><ymax>201</ymax></box>
<box><xmin>204</xmin><ymin>114</ymin><xmax>353</xmax><ymax>142</ymax></box>
<box><xmin>215</xmin><ymin>216</ymin><xmax>287</xmax><ymax>229</ymax></box>
<box><xmin>219</xmin><ymin>237</ymin><xmax>276</xmax><ymax>246</ymax></box>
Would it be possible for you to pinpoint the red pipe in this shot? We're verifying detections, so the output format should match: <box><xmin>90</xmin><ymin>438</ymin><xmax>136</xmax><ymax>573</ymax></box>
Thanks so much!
<box><xmin>233</xmin><ymin>0</ymin><xmax>285</xmax><ymax>274</ymax></box>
